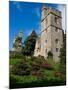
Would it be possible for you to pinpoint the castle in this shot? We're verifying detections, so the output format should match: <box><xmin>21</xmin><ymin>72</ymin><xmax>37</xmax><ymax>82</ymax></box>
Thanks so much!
<box><xmin>34</xmin><ymin>6</ymin><xmax>63</xmax><ymax>62</ymax></box>
<box><xmin>11</xmin><ymin>6</ymin><xmax>63</xmax><ymax>62</ymax></box>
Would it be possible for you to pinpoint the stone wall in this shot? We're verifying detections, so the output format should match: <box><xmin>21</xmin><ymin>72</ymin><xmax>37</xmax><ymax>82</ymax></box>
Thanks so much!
<box><xmin>34</xmin><ymin>6</ymin><xmax>63</xmax><ymax>62</ymax></box>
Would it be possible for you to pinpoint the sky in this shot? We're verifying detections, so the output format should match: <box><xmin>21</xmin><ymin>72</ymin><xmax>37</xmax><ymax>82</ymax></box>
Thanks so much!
<box><xmin>9</xmin><ymin>1</ymin><xmax>66</xmax><ymax>50</ymax></box>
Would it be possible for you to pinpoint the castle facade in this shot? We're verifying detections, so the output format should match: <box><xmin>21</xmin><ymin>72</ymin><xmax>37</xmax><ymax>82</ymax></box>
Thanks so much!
<box><xmin>34</xmin><ymin>6</ymin><xmax>63</xmax><ymax>62</ymax></box>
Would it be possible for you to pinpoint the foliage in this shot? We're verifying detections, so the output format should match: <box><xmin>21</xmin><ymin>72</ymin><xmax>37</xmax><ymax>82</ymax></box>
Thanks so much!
<box><xmin>60</xmin><ymin>48</ymin><xmax>66</xmax><ymax>64</ymax></box>
<box><xmin>47</xmin><ymin>51</ymin><xmax>53</xmax><ymax>59</ymax></box>
<box><xmin>11</xmin><ymin>59</ymin><xmax>31</xmax><ymax>76</ymax></box>
<box><xmin>10</xmin><ymin>58</ymin><xmax>22</xmax><ymax>65</ymax></box>
<box><xmin>10</xmin><ymin>56</ymin><xmax>46</xmax><ymax>76</ymax></box>
<box><xmin>22</xmin><ymin>30</ymin><xmax>37</xmax><ymax>56</ymax></box>
<box><xmin>59</xmin><ymin>33</ymin><xmax>66</xmax><ymax>63</ymax></box>
<box><xmin>10</xmin><ymin>55</ymin><xmax>66</xmax><ymax>88</ymax></box>
<box><xmin>59</xmin><ymin>33</ymin><xmax>66</xmax><ymax>78</ymax></box>
<box><xmin>40</xmin><ymin>63</ymin><xmax>53</xmax><ymax>70</ymax></box>
<box><xmin>10</xmin><ymin>74</ymin><xmax>66</xmax><ymax>89</ymax></box>
<box><xmin>10</xmin><ymin>52</ymin><xmax>24</xmax><ymax>59</ymax></box>
<box><xmin>54</xmin><ymin>71</ymin><xmax>62</xmax><ymax>77</ymax></box>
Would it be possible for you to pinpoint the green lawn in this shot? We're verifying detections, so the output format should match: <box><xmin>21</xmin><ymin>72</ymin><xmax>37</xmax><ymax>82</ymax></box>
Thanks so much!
<box><xmin>10</xmin><ymin>58</ymin><xmax>22</xmax><ymax>65</ymax></box>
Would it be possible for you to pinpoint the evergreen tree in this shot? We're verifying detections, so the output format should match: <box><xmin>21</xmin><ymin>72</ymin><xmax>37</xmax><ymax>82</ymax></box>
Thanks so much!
<box><xmin>60</xmin><ymin>33</ymin><xmax>66</xmax><ymax>64</ymax></box>
<box><xmin>59</xmin><ymin>32</ymin><xmax>66</xmax><ymax>78</ymax></box>
<box><xmin>23</xmin><ymin>30</ymin><xmax>37</xmax><ymax>56</ymax></box>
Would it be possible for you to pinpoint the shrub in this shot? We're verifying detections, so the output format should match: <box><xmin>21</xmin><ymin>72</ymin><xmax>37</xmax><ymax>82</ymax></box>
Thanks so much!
<box><xmin>10</xmin><ymin>74</ymin><xmax>66</xmax><ymax>89</ymax></box>
<box><xmin>40</xmin><ymin>63</ymin><xmax>53</xmax><ymax>70</ymax></box>
<box><xmin>31</xmin><ymin>71</ymin><xmax>43</xmax><ymax>79</ymax></box>
<box><xmin>11</xmin><ymin>60</ymin><xmax>31</xmax><ymax>76</ymax></box>
<box><xmin>32</xmin><ymin>64</ymin><xmax>40</xmax><ymax>71</ymax></box>
<box><xmin>30</xmin><ymin>56</ymin><xmax>46</xmax><ymax>65</ymax></box>
<box><xmin>10</xmin><ymin>52</ymin><xmax>25</xmax><ymax>59</ymax></box>
<box><xmin>54</xmin><ymin>71</ymin><xmax>62</xmax><ymax>78</ymax></box>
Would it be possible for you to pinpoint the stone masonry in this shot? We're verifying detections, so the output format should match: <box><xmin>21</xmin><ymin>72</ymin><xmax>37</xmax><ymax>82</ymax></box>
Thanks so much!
<box><xmin>34</xmin><ymin>6</ymin><xmax>63</xmax><ymax>62</ymax></box>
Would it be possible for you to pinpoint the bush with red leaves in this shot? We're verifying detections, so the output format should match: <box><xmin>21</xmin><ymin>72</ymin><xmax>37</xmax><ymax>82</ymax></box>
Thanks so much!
<box><xmin>40</xmin><ymin>63</ymin><xmax>53</xmax><ymax>70</ymax></box>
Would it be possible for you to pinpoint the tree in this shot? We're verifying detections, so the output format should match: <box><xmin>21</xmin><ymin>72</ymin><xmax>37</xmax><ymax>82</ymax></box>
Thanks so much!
<box><xmin>23</xmin><ymin>30</ymin><xmax>37</xmax><ymax>56</ymax></box>
<box><xmin>59</xmin><ymin>33</ymin><xmax>66</xmax><ymax>64</ymax></box>
<box><xmin>59</xmin><ymin>33</ymin><xmax>66</xmax><ymax>79</ymax></box>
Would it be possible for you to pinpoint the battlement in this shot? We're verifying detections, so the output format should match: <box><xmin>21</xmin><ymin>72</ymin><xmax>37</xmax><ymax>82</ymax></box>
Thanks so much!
<box><xmin>41</xmin><ymin>6</ymin><xmax>61</xmax><ymax>21</ymax></box>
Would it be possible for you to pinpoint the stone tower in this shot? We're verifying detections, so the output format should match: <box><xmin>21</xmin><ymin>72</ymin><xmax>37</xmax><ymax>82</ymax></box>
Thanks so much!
<box><xmin>12</xmin><ymin>32</ymin><xmax>23</xmax><ymax>53</ymax></box>
<box><xmin>34</xmin><ymin>6</ymin><xmax>63</xmax><ymax>62</ymax></box>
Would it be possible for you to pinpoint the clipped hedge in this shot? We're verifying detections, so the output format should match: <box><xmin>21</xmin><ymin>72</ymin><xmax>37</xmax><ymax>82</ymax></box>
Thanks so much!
<box><xmin>10</xmin><ymin>74</ymin><xmax>66</xmax><ymax>89</ymax></box>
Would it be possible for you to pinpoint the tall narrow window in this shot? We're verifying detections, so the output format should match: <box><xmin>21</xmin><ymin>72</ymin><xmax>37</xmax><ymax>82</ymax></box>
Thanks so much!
<box><xmin>55</xmin><ymin>17</ymin><xmax>58</xmax><ymax>24</ymax></box>
<box><xmin>55</xmin><ymin>27</ymin><xmax>58</xmax><ymax>32</ymax></box>
<box><xmin>45</xmin><ymin>40</ymin><xmax>47</xmax><ymax>43</ymax></box>
<box><xmin>46</xmin><ymin>29</ymin><xmax>47</xmax><ymax>33</ymax></box>
<box><xmin>56</xmin><ymin>48</ymin><xmax>59</xmax><ymax>52</ymax></box>
<box><xmin>46</xmin><ymin>18</ymin><xmax>48</xmax><ymax>24</ymax></box>
<box><xmin>45</xmin><ymin>49</ymin><xmax>47</xmax><ymax>53</ymax></box>
<box><xmin>37</xmin><ymin>49</ymin><xmax>38</xmax><ymax>52</ymax></box>
<box><xmin>55</xmin><ymin>39</ymin><xmax>59</xmax><ymax>44</ymax></box>
<box><xmin>55</xmin><ymin>17</ymin><xmax>57</xmax><ymax>23</ymax></box>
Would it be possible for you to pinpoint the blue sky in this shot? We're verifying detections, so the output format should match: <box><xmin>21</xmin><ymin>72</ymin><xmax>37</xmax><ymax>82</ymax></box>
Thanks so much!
<box><xmin>9</xmin><ymin>1</ymin><xmax>66</xmax><ymax>50</ymax></box>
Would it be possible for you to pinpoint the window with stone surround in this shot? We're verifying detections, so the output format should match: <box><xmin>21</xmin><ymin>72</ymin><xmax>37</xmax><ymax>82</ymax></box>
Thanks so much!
<box><xmin>45</xmin><ymin>49</ymin><xmax>47</xmax><ymax>53</ymax></box>
<box><xmin>55</xmin><ymin>27</ymin><xmax>58</xmax><ymax>32</ymax></box>
<box><xmin>46</xmin><ymin>18</ymin><xmax>48</xmax><ymax>25</ymax></box>
<box><xmin>55</xmin><ymin>39</ymin><xmax>59</xmax><ymax>44</ymax></box>
<box><xmin>56</xmin><ymin>48</ymin><xmax>59</xmax><ymax>52</ymax></box>
<box><xmin>55</xmin><ymin>16</ymin><xmax>59</xmax><ymax>24</ymax></box>
<box><xmin>45</xmin><ymin>40</ymin><xmax>47</xmax><ymax>43</ymax></box>
<box><xmin>46</xmin><ymin>29</ymin><xmax>47</xmax><ymax>32</ymax></box>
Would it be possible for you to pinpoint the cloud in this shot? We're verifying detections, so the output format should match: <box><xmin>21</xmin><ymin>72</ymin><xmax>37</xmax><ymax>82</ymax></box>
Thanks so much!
<box><xmin>56</xmin><ymin>4</ymin><xmax>66</xmax><ymax>33</ymax></box>
<box><xmin>13</xmin><ymin>2</ymin><xmax>23</xmax><ymax>13</ymax></box>
<box><xmin>35</xmin><ymin>8</ymin><xmax>40</xmax><ymax>17</ymax></box>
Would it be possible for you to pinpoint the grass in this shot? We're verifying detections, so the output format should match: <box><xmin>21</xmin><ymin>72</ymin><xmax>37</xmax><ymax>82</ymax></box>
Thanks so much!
<box><xmin>10</xmin><ymin>74</ymin><xmax>66</xmax><ymax>89</ymax></box>
<box><xmin>10</xmin><ymin>74</ymin><xmax>38</xmax><ymax>83</ymax></box>
<box><xmin>10</xmin><ymin>58</ymin><xmax>22</xmax><ymax>65</ymax></box>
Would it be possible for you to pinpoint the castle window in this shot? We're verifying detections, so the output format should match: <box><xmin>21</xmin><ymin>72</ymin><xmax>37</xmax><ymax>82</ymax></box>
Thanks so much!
<box><xmin>55</xmin><ymin>17</ymin><xmax>58</xmax><ymax>24</ymax></box>
<box><xmin>56</xmin><ymin>48</ymin><xmax>59</xmax><ymax>52</ymax></box>
<box><xmin>46</xmin><ymin>29</ymin><xmax>47</xmax><ymax>33</ymax></box>
<box><xmin>45</xmin><ymin>40</ymin><xmax>47</xmax><ymax>43</ymax></box>
<box><xmin>37</xmin><ymin>49</ymin><xmax>38</xmax><ymax>52</ymax></box>
<box><xmin>46</xmin><ymin>18</ymin><xmax>48</xmax><ymax>24</ymax></box>
<box><xmin>45</xmin><ymin>49</ymin><xmax>47</xmax><ymax>53</ymax></box>
<box><xmin>55</xmin><ymin>39</ymin><xmax>59</xmax><ymax>44</ymax></box>
<box><xmin>55</xmin><ymin>27</ymin><xmax>58</xmax><ymax>32</ymax></box>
